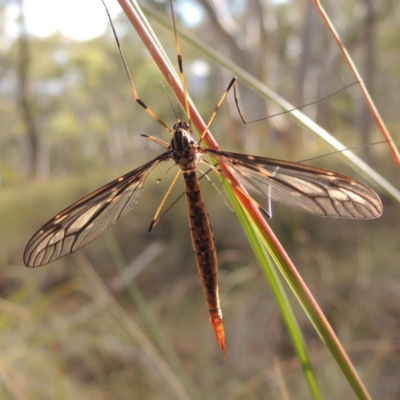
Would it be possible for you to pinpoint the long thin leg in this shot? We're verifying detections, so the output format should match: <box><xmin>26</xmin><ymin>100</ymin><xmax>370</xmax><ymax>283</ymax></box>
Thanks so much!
<box><xmin>149</xmin><ymin>166</ymin><xmax>222</xmax><ymax>231</ymax></box>
<box><xmin>197</xmin><ymin>77</ymin><xmax>358</xmax><ymax>145</ymax></box>
<box><xmin>199</xmin><ymin>158</ymin><xmax>271</xmax><ymax>218</ymax></box>
<box><xmin>102</xmin><ymin>0</ymin><xmax>173</xmax><ymax>134</ymax></box>
<box><xmin>168</xmin><ymin>0</ymin><xmax>193</xmax><ymax>133</ymax></box>
<box><xmin>198</xmin><ymin>77</ymin><xmax>237</xmax><ymax>145</ymax></box>
<box><xmin>141</xmin><ymin>134</ymin><xmax>170</xmax><ymax>149</ymax></box>
<box><xmin>233</xmin><ymin>80</ymin><xmax>360</xmax><ymax>125</ymax></box>
<box><xmin>148</xmin><ymin>169</ymin><xmax>181</xmax><ymax>231</ymax></box>
<box><xmin>198</xmin><ymin>167</ymin><xmax>234</xmax><ymax>213</ymax></box>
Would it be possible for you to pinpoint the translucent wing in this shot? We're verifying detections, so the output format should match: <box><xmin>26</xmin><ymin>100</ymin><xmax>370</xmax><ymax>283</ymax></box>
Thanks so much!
<box><xmin>24</xmin><ymin>154</ymin><xmax>168</xmax><ymax>267</ymax></box>
<box><xmin>206</xmin><ymin>149</ymin><xmax>382</xmax><ymax>219</ymax></box>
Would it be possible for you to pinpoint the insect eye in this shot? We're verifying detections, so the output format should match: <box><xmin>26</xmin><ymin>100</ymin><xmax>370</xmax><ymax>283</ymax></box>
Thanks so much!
<box><xmin>172</xmin><ymin>121</ymin><xmax>189</xmax><ymax>132</ymax></box>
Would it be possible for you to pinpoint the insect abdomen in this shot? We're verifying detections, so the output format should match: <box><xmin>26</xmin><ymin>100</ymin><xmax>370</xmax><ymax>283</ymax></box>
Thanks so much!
<box><xmin>182</xmin><ymin>169</ymin><xmax>226</xmax><ymax>357</ymax></box>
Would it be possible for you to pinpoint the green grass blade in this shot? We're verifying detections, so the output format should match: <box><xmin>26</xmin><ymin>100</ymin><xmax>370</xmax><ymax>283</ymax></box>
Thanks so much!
<box><xmin>223</xmin><ymin>180</ymin><xmax>323</xmax><ymax>400</ymax></box>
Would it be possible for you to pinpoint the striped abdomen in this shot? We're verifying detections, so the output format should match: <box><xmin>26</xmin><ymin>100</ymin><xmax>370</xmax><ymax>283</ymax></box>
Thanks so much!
<box><xmin>182</xmin><ymin>168</ymin><xmax>226</xmax><ymax>357</ymax></box>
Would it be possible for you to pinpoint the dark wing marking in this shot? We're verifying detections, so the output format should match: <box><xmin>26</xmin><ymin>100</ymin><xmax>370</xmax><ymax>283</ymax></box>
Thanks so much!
<box><xmin>24</xmin><ymin>153</ymin><xmax>168</xmax><ymax>267</ymax></box>
<box><xmin>206</xmin><ymin>149</ymin><xmax>382</xmax><ymax>219</ymax></box>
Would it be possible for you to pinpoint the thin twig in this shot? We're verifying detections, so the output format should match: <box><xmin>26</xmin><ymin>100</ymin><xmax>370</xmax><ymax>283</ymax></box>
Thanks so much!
<box><xmin>312</xmin><ymin>0</ymin><xmax>400</xmax><ymax>167</ymax></box>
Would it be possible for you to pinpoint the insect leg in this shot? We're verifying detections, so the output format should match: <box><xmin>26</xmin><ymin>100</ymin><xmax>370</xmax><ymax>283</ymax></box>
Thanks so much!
<box><xmin>199</xmin><ymin>158</ymin><xmax>271</xmax><ymax>218</ymax></box>
<box><xmin>102</xmin><ymin>0</ymin><xmax>173</xmax><ymax>134</ymax></box>
<box><xmin>198</xmin><ymin>77</ymin><xmax>237</xmax><ymax>145</ymax></box>
<box><xmin>265</xmin><ymin>166</ymin><xmax>281</xmax><ymax>218</ymax></box>
<box><xmin>232</xmin><ymin>80</ymin><xmax>361</xmax><ymax>125</ymax></box>
<box><xmin>148</xmin><ymin>169</ymin><xmax>181</xmax><ymax>231</ymax></box>
<box><xmin>198</xmin><ymin>167</ymin><xmax>234</xmax><ymax>213</ymax></box>
<box><xmin>149</xmin><ymin>166</ymin><xmax>220</xmax><ymax>231</ymax></box>
<box><xmin>168</xmin><ymin>0</ymin><xmax>193</xmax><ymax>133</ymax></box>
<box><xmin>141</xmin><ymin>134</ymin><xmax>170</xmax><ymax>149</ymax></box>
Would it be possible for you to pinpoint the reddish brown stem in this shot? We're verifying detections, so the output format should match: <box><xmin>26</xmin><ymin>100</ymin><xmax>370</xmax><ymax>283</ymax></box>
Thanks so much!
<box><xmin>312</xmin><ymin>0</ymin><xmax>400</xmax><ymax>167</ymax></box>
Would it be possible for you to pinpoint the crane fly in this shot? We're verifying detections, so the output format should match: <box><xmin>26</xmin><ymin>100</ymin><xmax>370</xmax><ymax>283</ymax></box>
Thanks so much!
<box><xmin>24</xmin><ymin>0</ymin><xmax>383</xmax><ymax>358</ymax></box>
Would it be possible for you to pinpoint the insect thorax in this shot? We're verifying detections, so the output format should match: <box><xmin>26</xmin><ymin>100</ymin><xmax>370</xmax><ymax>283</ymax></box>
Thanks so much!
<box><xmin>169</xmin><ymin>121</ymin><xmax>199</xmax><ymax>169</ymax></box>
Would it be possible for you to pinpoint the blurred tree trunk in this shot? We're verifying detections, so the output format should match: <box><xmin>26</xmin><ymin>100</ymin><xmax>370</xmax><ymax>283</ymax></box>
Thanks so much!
<box><xmin>196</xmin><ymin>0</ymin><xmax>277</xmax><ymax>151</ymax></box>
<box><xmin>357</xmin><ymin>0</ymin><xmax>377</xmax><ymax>161</ymax></box>
<box><xmin>295</xmin><ymin>1</ymin><xmax>315</xmax><ymax>109</ymax></box>
<box><xmin>16</xmin><ymin>0</ymin><xmax>40</xmax><ymax>178</ymax></box>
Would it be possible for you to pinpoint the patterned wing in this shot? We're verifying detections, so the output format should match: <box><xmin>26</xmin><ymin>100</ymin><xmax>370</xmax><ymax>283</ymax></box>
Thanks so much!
<box><xmin>24</xmin><ymin>154</ymin><xmax>168</xmax><ymax>267</ymax></box>
<box><xmin>206</xmin><ymin>149</ymin><xmax>382</xmax><ymax>219</ymax></box>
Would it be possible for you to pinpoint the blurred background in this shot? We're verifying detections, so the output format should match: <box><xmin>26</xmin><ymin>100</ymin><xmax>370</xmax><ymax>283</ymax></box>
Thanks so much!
<box><xmin>1</xmin><ymin>0</ymin><xmax>399</xmax><ymax>398</ymax></box>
